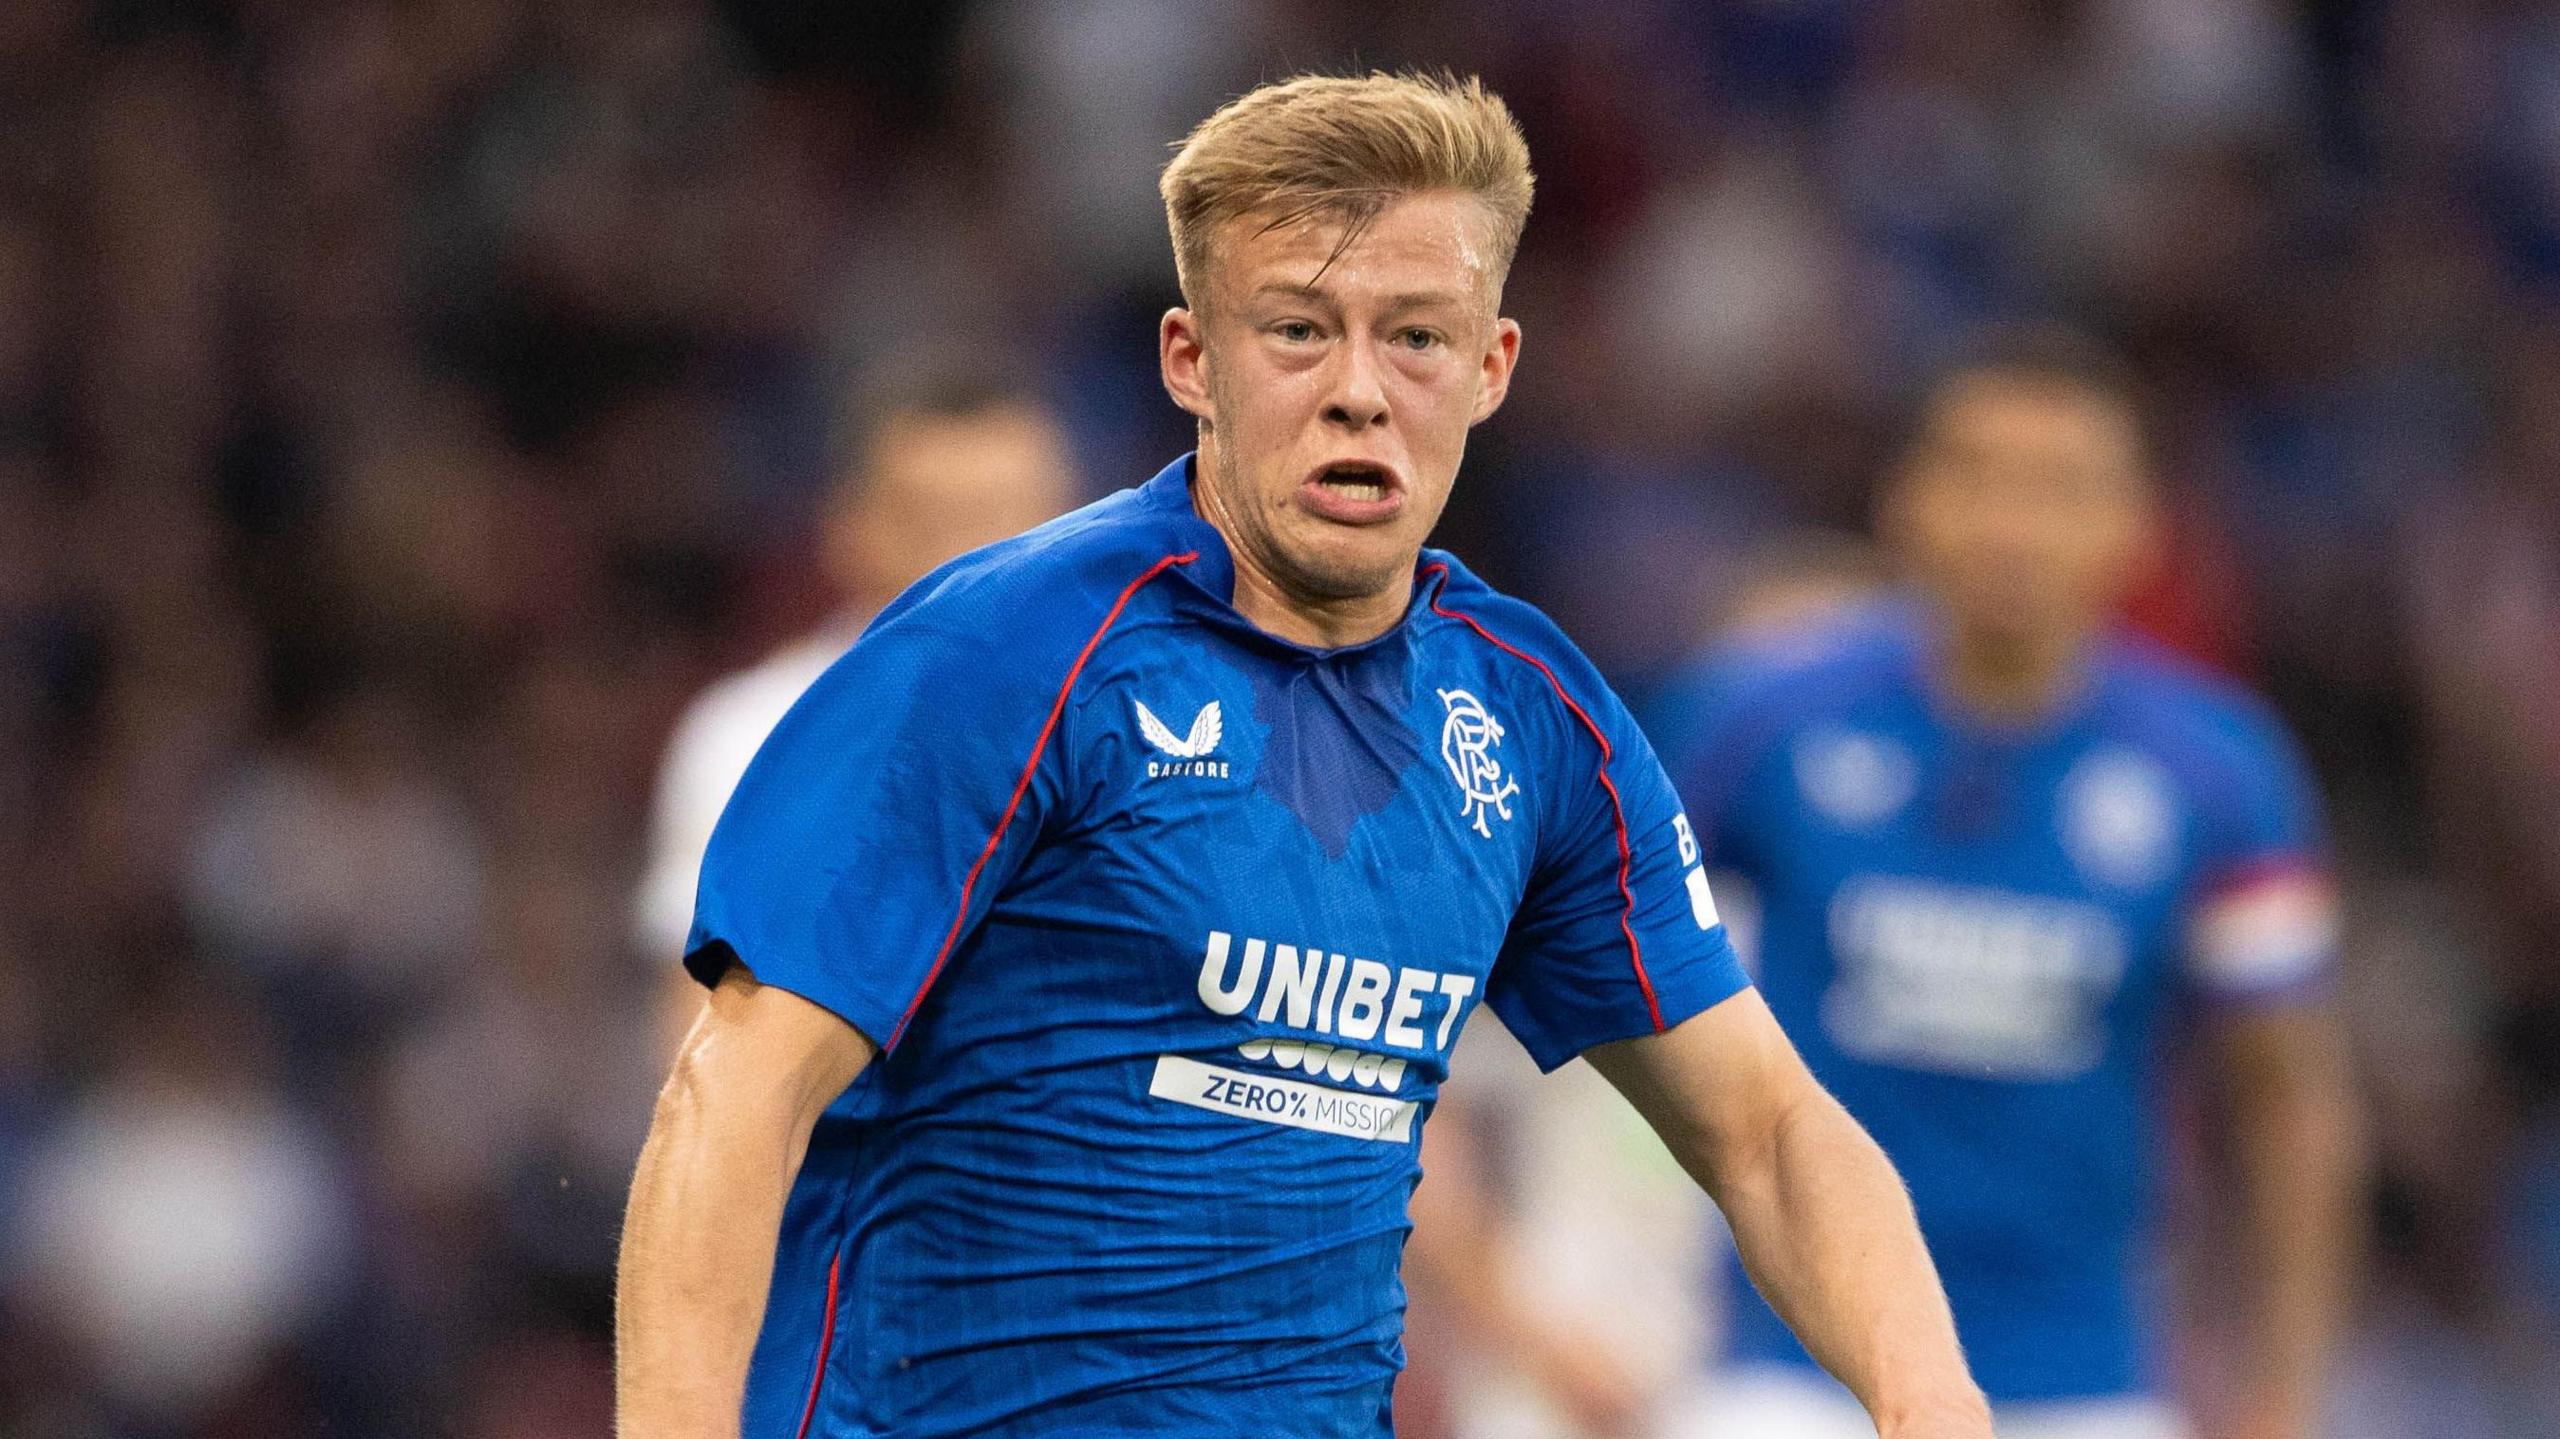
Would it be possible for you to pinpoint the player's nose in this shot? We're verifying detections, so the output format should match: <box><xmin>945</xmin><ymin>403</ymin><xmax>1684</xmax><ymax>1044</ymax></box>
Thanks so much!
<box><xmin>1320</xmin><ymin>335</ymin><xmax>1390</xmax><ymax>431</ymax></box>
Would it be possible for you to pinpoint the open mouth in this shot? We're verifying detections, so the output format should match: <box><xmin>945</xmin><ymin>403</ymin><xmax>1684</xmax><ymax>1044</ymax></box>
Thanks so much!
<box><xmin>1298</xmin><ymin>460</ymin><xmax>1406</xmax><ymax>523</ymax></box>
<box><xmin>1315</xmin><ymin>461</ymin><xmax>1393</xmax><ymax>502</ymax></box>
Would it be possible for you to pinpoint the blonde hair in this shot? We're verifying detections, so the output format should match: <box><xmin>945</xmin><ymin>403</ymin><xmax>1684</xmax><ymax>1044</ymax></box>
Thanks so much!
<box><xmin>1159</xmin><ymin>71</ymin><xmax>1535</xmax><ymax>307</ymax></box>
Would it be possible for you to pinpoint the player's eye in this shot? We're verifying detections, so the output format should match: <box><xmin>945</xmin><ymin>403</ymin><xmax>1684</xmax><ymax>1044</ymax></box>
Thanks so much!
<box><xmin>1274</xmin><ymin>320</ymin><xmax>1317</xmax><ymax>343</ymax></box>
<box><xmin>1397</xmin><ymin>328</ymin><xmax>1441</xmax><ymax>352</ymax></box>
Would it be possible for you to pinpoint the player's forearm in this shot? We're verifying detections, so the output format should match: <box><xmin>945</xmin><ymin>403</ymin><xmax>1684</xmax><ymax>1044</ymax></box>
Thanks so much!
<box><xmin>2227</xmin><ymin>1047</ymin><xmax>2366</xmax><ymax>1432</ymax></box>
<box><xmin>1722</xmin><ymin>1090</ymin><xmax>1986</xmax><ymax>1432</ymax></box>
<box><xmin>615</xmin><ymin>1055</ymin><xmax>808</xmax><ymax>1439</ymax></box>
<box><xmin>1592</xmin><ymin>1001</ymin><xmax>1988</xmax><ymax>1434</ymax></box>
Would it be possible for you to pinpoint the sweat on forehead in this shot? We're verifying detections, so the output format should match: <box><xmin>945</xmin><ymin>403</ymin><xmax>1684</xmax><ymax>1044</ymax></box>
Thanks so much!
<box><xmin>1200</xmin><ymin>192</ymin><xmax>1503</xmax><ymax>310</ymax></box>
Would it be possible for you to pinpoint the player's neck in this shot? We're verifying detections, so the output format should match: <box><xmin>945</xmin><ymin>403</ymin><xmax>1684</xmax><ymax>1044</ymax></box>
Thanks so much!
<box><xmin>1223</xmin><ymin>563</ymin><xmax>1412</xmax><ymax>651</ymax></box>
<box><xmin>1191</xmin><ymin>443</ymin><xmax>1413</xmax><ymax>650</ymax></box>
<box><xmin>1934</xmin><ymin>622</ymin><xmax>2089</xmax><ymax>726</ymax></box>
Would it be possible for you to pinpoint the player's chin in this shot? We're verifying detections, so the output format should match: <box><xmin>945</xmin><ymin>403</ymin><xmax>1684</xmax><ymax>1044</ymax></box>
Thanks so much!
<box><xmin>1947</xmin><ymin>573</ymin><xmax>2058</xmax><ymax>634</ymax></box>
<box><xmin>1275</xmin><ymin>526</ymin><xmax>1420</xmax><ymax>602</ymax></box>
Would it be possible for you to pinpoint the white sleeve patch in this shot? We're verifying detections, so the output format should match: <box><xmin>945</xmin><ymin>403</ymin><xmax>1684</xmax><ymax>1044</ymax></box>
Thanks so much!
<box><xmin>2189</xmin><ymin>867</ymin><xmax>2339</xmax><ymax>995</ymax></box>
<box><xmin>1685</xmin><ymin>865</ymin><xmax>1720</xmax><ymax>930</ymax></box>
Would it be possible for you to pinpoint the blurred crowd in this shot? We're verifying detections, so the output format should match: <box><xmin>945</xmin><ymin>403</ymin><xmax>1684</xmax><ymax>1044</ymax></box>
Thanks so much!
<box><xmin>2</xmin><ymin>0</ymin><xmax>2559</xmax><ymax>1435</ymax></box>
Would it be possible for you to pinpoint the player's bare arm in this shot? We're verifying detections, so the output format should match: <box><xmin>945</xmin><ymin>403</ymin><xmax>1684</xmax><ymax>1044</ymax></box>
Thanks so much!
<box><xmin>1589</xmin><ymin>991</ymin><xmax>1993</xmax><ymax>1439</ymax></box>
<box><xmin>2210</xmin><ymin>1001</ymin><xmax>2366</xmax><ymax>1439</ymax></box>
<box><xmin>617</xmin><ymin>965</ymin><xmax>874</xmax><ymax>1439</ymax></box>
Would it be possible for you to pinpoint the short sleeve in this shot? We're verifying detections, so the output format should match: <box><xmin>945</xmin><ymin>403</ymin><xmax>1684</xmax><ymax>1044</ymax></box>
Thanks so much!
<box><xmin>686</xmin><ymin>605</ymin><xmax>1081</xmax><ymax>1052</ymax></box>
<box><xmin>1486</xmin><ymin>682</ymin><xmax>1752</xmax><ymax>1071</ymax></box>
<box><xmin>2182</xmin><ymin>705</ymin><xmax>2341</xmax><ymax>1007</ymax></box>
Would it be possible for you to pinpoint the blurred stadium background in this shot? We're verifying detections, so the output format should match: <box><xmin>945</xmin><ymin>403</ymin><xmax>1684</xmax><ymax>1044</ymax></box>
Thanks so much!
<box><xmin>2</xmin><ymin>0</ymin><xmax>2558</xmax><ymax>1435</ymax></box>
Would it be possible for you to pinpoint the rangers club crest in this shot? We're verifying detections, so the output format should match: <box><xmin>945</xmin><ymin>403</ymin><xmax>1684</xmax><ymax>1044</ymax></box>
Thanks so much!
<box><xmin>1437</xmin><ymin>688</ymin><xmax>1517</xmax><ymax>838</ymax></box>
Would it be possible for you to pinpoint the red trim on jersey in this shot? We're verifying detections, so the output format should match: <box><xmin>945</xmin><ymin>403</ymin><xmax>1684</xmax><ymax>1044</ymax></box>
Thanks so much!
<box><xmin>1420</xmin><ymin>562</ymin><xmax>1665</xmax><ymax>1032</ymax></box>
<box><xmin>2197</xmin><ymin>853</ymin><xmax>2328</xmax><ymax>904</ymax></box>
<box><xmin>791</xmin><ymin>1250</ymin><xmax>844</xmax><ymax>1439</ymax></box>
<box><xmin>885</xmin><ymin>550</ymin><xmax>1199</xmax><ymax>1050</ymax></box>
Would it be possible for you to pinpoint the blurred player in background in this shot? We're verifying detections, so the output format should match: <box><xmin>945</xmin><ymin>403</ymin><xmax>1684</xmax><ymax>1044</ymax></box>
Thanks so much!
<box><xmin>632</xmin><ymin>365</ymin><xmax>1077</xmax><ymax>1039</ymax></box>
<box><xmin>1401</xmin><ymin>1022</ymin><xmax>1713</xmax><ymax>1439</ymax></box>
<box><xmin>617</xmin><ymin>72</ymin><xmax>1992</xmax><ymax>1439</ymax></box>
<box><xmin>1398</xmin><ymin>532</ymin><xmax>1893</xmax><ymax>1439</ymax></box>
<box><xmin>1651</xmin><ymin>333</ymin><xmax>2367</xmax><ymax>1439</ymax></box>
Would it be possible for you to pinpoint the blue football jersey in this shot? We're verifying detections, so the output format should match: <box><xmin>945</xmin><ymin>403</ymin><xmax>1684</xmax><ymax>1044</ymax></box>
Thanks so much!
<box><xmin>687</xmin><ymin>455</ymin><xmax>1748</xmax><ymax>1438</ymax></box>
<box><xmin>1652</xmin><ymin>601</ymin><xmax>2340</xmax><ymax>1404</ymax></box>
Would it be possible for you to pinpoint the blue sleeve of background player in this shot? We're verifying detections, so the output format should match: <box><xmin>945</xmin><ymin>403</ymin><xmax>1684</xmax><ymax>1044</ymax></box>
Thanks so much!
<box><xmin>683</xmin><ymin>594</ymin><xmax>1086</xmax><ymax>1052</ymax></box>
<box><xmin>1486</xmin><ymin>671</ymin><xmax>1752</xmax><ymax>1072</ymax></box>
<box><xmin>1646</xmin><ymin>643</ymin><xmax>1799</xmax><ymax>875</ymax></box>
<box><xmin>2181</xmin><ymin>699</ymin><xmax>2342</xmax><ymax>1008</ymax></box>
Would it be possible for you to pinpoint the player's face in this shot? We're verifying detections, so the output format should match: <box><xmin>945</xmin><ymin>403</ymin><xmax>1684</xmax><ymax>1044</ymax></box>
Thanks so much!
<box><xmin>828</xmin><ymin>405</ymin><xmax>1079</xmax><ymax>601</ymax></box>
<box><xmin>1161</xmin><ymin>191</ymin><xmax>1521</xmax><ymax>614</ymax></box>
<box><xmin>1886</xmin><ymin>376</ymin><xmax>2155</xmax><ymax>652</ymax></box>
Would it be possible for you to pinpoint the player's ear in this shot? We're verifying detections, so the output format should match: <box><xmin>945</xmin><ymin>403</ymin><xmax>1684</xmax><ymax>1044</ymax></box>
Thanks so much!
<box><xmin>1161</xmin><ymin>306</ymin><xmax>1213</xmax><ymax>423</ymax></box>
<box><xmin>1468</xmin><ymin>316</ymin><xmax>1522</xmax><ymax>426</ymax></box>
